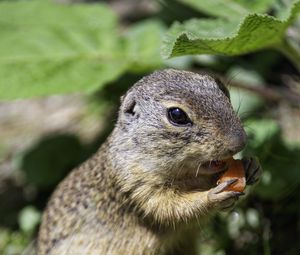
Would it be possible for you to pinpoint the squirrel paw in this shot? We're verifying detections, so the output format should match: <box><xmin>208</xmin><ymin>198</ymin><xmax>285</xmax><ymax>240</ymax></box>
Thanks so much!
<box><xmin>207</xmin><ymin>179</ymin><xmax>244</xmax><ymax>210</ymax></box>
<box><xmin>242</xmin><ymin>157</ymin><xmax>262</xmax><ymax>185</ymax></box>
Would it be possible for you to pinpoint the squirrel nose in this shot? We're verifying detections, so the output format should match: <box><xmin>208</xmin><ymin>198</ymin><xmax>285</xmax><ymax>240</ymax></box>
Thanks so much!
<box><xmin>227</xmin><ymin>130</ymin><xmax>247</xmax><ymax>155</ymax></box>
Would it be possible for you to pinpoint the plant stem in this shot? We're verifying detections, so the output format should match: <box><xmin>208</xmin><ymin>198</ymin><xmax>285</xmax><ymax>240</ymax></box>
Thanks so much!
<box><xmin>277</xmin><ymin>38</ymin><xmax>300</xmax><ymax>72</ymax></box>
<box><xmin>192</xmin><ymin>69</ymin><xmax>300</xmax><ymax>107</ymax></box>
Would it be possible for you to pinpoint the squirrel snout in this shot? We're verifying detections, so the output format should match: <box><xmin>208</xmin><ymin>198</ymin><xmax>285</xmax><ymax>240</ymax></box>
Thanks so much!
<box><xmin>227</xmin><ymin>130</ymin><xmax>247</xmax><ymax>155</ymax></box>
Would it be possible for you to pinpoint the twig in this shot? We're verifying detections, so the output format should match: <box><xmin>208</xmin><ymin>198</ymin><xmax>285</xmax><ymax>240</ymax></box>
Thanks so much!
<box><xmin>193</xmin><ymin>69</ymin><xmax>300</xmax><ymax>108</ymax></box>
<box><xmin>276</xmin><ymin>38</ymin><xmax>300</xmax><ymax>72</ymax></box>
<box><xmin>229</xmin><ymin>80</ymin><xmax>300</xmax><ymax>108</ymax></box>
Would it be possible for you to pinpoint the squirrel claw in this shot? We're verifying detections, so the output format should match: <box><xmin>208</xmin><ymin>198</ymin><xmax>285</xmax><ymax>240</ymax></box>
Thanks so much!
<box><xmin>242</xmin><ymin>157</ymin><xmax>262</xmax><ymax>185</ymax></box>
<box><xmin>207</xmin><ymin>181</ymin><xmax>244</xmax><ymax>210</ymax></box>
<box><xmin>213</xmin><ymin>178</ymin><xmax>238</xmax><ymax>194</ymax></box>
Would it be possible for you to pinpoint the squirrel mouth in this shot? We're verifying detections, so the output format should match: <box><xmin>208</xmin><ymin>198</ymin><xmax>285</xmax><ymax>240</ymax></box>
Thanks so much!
<box><xmin>201</xmin><ymin>160</ymin><xmax>228</xmax><ymax>175</ymax></box>
<box><xmin>172</xmin><ymin>159</ymin><xmax>229</xmax><ymax>191</ymax></box>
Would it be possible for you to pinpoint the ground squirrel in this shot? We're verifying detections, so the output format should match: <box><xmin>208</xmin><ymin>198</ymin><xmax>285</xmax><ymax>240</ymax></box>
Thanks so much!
<box><xmin>37</xmin><ymin>69</ymin><xmax>261</xmax><ymax>255</ymax></box>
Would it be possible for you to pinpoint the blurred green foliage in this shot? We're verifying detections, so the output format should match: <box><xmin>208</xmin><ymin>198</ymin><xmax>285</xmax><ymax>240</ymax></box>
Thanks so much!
<box><xmin>0</xmin><ymin>0</ymin><xmax>300</xmax><ymax>255</ymax></box>
<box><xmin>20</xmin><ymin>134</ymin><xmax>86</xmax><ymax>188</ymax></box>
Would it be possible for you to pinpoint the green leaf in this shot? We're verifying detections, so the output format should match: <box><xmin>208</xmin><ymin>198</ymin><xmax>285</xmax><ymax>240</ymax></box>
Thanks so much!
<box><xmin>178</xmin><ymin>0</ymin><xmax>276</xmax><ymax>19</ymax></box>
<box><xmin>161</xmin><ymin>1</ymin><xmax>300</xmax><ymax>59</ymax></box>
<box><xmin>0</xmin><ymin>1</ymin><xmax>128</xmax><ymax>100</ymax></box>
<box><xmin>124</xmin><ymin>20</ymin><xmax>166</xmax><ymax>72</ymax></box>
<box><xmin>234</xmin><ymin>0</ymin><xmax>277</xmax><ymax>14</ymax></box>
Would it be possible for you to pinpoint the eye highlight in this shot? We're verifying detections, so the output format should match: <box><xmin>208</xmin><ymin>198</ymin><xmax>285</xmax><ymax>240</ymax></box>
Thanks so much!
<box><xmin>167</xmin><ymin>107</ymin><xmax>192</xmax><ymax>126</ymax></box>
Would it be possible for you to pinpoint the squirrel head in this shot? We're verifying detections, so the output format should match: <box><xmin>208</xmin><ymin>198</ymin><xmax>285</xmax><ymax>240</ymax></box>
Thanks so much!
<box><xmin>111</xmin><ymin>69</ymin><xmax>246</xmax><ymax>180</ymax></box>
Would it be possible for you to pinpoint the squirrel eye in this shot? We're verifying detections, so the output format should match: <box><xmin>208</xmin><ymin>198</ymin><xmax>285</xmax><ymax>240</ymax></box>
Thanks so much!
<box><xmin>167</xmin><ymin>107</ymin><xmax>192</xmax><ymax>126</ymax></box>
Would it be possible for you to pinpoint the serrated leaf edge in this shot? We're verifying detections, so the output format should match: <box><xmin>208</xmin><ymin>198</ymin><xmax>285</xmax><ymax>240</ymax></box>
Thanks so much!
<box><xmin>162</xmin><ymin>1</ymin><xmax>300</xmax><ymax>58</ymax></box>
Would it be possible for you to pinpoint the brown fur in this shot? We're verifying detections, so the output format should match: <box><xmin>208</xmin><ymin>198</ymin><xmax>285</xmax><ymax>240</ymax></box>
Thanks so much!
<box><xmin>37</xmin><ymin>69</ymin><xmax>261</xmax><ymax>255</ymax></box>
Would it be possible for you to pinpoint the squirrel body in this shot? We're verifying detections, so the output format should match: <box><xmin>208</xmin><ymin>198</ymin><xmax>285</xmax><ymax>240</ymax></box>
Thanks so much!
<box><xmin>38</xmin><ymin>69</ymin><xmax>261</xmax><ymax>255</ymax></box>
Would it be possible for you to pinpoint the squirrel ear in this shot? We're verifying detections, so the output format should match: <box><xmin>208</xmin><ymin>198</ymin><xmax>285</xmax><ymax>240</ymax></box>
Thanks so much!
<box><xmin>215</xmin><ymin>77</ymin><xmax>230</xmax><ymax>100</ymax></box>
<box><xmin>121</xmin><ymin>91</ymin><xmax>136</xmax><ymax>116</ymax></box>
